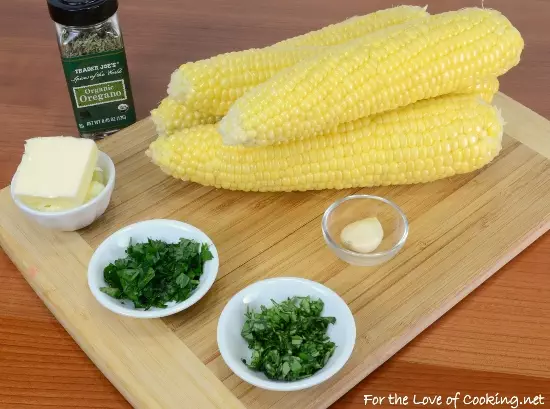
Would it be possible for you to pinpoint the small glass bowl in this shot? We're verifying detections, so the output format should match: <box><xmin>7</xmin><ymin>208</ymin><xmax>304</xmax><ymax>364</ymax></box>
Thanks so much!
<box><xmin>322</xmin><ymin>195</ymin><xmax>409</xmax><ymax>266</ymax></box>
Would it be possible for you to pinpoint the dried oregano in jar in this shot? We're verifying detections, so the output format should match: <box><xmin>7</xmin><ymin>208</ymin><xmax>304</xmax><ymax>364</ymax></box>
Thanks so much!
<box><xmin>60</xmin><ymin>24</ymin><xmax>123</xmax><ymax>58</ymax></box>
<box><xmin>48</xmin><ymin>0</ymin><xmax>136</xmax><ymax>139</ymax></box>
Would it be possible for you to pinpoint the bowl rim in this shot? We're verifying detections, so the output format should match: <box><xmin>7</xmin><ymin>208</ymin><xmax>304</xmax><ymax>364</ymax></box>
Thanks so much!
<box><xmin>10</xmin><ymin>150</ymin><xmax>115</xmax><ymax>217</ymax></box>
<box><xmin>321</xmin><ymin>194</ymin><xmax>409</xmax><ymax>258</ymax></box>
<box><xmin>87</xmin><ymin>219</ymin><xmax>219</xmax><ymax>319</ymax></box>
<box><xmin>217</xmin><ymin>277</ymin><xmax>356</xmax><ymax>391</ymax></box>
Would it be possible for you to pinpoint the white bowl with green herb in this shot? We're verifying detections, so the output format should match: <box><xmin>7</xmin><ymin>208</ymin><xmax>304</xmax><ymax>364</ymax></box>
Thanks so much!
<box><xmin>217</xmin><ymin>277</ymin><xmax>356</xmax><ymax>391</ymax></box>
<box><xmin>88</xmin><ymin>219</ymin><xmax>218</xmax><ymax>319</ymax></box>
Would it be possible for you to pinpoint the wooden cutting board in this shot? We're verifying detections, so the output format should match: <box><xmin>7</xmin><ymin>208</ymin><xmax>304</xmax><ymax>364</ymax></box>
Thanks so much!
<box><xmin>0</xmin><ymin>93</ymin><xmax>549</xmax><ymax>409</ymax></box>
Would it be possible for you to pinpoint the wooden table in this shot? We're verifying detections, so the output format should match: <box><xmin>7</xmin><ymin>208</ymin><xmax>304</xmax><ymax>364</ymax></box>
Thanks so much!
<box><xmin>1</xmin><ymin>1</ymin><xmax>549</xmax><ymax>408</ymax></box>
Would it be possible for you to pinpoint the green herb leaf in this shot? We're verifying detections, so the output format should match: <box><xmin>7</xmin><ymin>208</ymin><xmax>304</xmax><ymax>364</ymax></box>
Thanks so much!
<box><xmin>241</xmin><ymin>296</ymin><xmax>337</xmax><ymax>381</ymax></box>
<box><xmin>99</xmin><ymin>237</ymin><xmax>211</xmax><ymax>310</ymax></box>
<box><xmin>200</xmin><ymin>244</ymin><xmax>214</xmax><ymax>263</ymax></box>
<box><xmin>282</xmin><ymin>362</ymin><xmax>290</xmax><ymax>377</ymax></box>
<box><xmin>100</xmin><ymin>287</ymin><xmax>122</xmax><ymax>299</ymax></box>
<box><xmin>175</xmin><ymin>273</ymin><xmax>190</xmax><ymax>289</ymax></box>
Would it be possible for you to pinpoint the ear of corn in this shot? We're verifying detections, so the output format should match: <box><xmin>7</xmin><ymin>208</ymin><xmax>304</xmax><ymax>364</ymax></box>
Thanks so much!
<box><xmin>167</xmin><ymin>6</ymin><xmax>430</xmax><ymax>115</ymax></box>
<box><xmin>151</xmin><ymin>98</ymin><xmax>221</xmax><ymax>136</ymax></box>
<box><xmin>151</xmin><ymin>77</ymin><xmax>498</xmax><ymax>137</ymax></box>
<box><xmin>219</xmin><ymin>8</ymin><xmax>523</xmax><ymax>147</ymax></box>
<box><xmin>148</xmin><ymin>94</ymin><xmax>503</xmax><ymax>192</ymax></box>
<box><xmin>152</xmin><ymin>75</ymin><xmax>497</xmax><ymax>138</ymax></box>
<box><xmin>167</xmin><ymin>47</ymin><xmax>322</xmax><ymax>116</ymax></box>
<box><xmin>273</xmin><ymin>6</ymin><xmax>428</xmax><ymax>48</ymax></box>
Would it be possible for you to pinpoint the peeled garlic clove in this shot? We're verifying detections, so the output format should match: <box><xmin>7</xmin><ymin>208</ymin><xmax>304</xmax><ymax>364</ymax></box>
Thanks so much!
<box><xmin>340</xmin><ymin>217</ymin><xmax>384</xmax><ymax>253</ymax></box>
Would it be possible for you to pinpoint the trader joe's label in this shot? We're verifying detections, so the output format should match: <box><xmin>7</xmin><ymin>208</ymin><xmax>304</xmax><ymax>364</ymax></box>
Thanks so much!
<box><xmin>62</xmin><ymin>49</ymin><xmax>136</xmax><ymax>134</ymax></box>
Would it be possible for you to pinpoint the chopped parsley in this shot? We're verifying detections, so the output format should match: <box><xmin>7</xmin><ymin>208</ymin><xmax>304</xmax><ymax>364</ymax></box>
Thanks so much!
<box><xmin>241</xmin><ymin>296</ymin><xmax>336</xmax><ymax>381</ymax></box>
<box><xmin>99</xmin><ymin>238</ymin><xmax>213</xmax><ymax>310</ymax></box>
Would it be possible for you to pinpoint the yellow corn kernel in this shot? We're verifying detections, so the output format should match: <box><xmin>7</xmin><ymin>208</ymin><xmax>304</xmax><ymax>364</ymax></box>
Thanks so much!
<box><xmin>148</xmin><ymin>94</ymin><xmax>503</xmax><ymax>192</ymax></box>
<box><xmin>151</xmin><ymin>98</ymin><xmax>221</xmax><ymax>136</ymax></box>
<box><xmin>219</xmin><ymin>8</ymin><xmax>523</xmax><ymax>147</ymax></box>
<box><xmin>168</xmin><ymin>6</ymin><xmax>430</xmax><ymax>115</ymax></box>
<box><xmin>460</xmin><ymin>78</ymin><xmax>499</xmax><ymax>103</ymax></box>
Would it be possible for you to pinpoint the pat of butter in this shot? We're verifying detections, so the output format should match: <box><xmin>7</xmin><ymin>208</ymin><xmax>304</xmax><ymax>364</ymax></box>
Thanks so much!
<box><xmin>13</xmin><ymin>137</ymin><xmax>98</xmax><ymax>212</ymax></box>
<box><xmin>340</xmin><ymin>217</ymin><xmax>384</xmax><ymax>254</ymax></box>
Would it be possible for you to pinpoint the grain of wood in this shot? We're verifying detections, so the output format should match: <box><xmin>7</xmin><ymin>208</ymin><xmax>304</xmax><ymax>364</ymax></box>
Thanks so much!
<box><xmin>333</xmin><ymin>361</ymin><xmax>550</xmax><ymax>409</ymax></box>
<box><xmin>0</xmin><ymin>193</ymin><xmax>245</xmax><ymax>409</ymax></box>
<box><xmin>1</xmin><ymin>92</ymin><xmax>550</xmax><ymax>408</ymax></box>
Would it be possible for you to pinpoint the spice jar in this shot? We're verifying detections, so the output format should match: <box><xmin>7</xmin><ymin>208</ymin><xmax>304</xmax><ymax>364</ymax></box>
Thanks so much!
<box><xmin>47</xmin><ymin>0</ymin><xmax>136</xmax><ymax>139</ymax></box>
